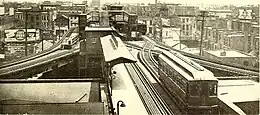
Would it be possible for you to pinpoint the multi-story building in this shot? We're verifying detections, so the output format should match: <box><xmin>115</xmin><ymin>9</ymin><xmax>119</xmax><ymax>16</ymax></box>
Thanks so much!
<box><xmin>54</xmin><ymin>14</ymin><xmax>69</xmax><ymax>38</ymax></box>
<box><xmin>40</xmin><ymin>4</ymin><xmax>60</xmax><ymax>11</ymax></box>
<box><xmin>203</xmin><ymin>50</ymin><xmax>258</xmax><ymax>68</ymax></box>
<box><xmin>59</xmin><ymin>4</ymin><xmax>86</xmax><ymax>14</ymax></box>
<box><xmin>14</xmin><ymin>8</ymin><xmax>54</xmax><ymax>30</ymax></box>
<box><xmin>68</xmin><ymin>14</ymin><xmax>79</xmax><ymax>28</ymax></box>
<box><xmin>174</xmin><ymin>5</ymin><xmax>198</xmax><ymax>40</ymax></box>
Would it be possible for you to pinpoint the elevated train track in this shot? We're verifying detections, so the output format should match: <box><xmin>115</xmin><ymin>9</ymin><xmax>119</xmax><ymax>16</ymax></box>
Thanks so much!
<box><xmin>138</xmin><ymin>41</ymin><xmax>182</xmax><ymax>114</ymax></box>
<box><xmin>0</xmin><ymin>27</ymin><xmax>78</xmax><ymax>69</ymax></box>
<box><xmin>0</xmin><ymin>27</ymin><xmax>79</xmax><ymax>78</ymax></box>
<box><xmin>125</xmin><ymin>42</ymin><xmax>258</xmax><ymax>82</ymax></box>
<box><xmin>124</xmin><ymin>62</ymin><xmax>174</xmax><ymax>115</ymax></box>
<box><xmin>124</xmin><ymin>38</ymin><xmax>259</xmax><ymax>77</ymax></box>
<box><xmin>130</xmin><ymin>41</ymin><xmax>255</xmax><ymax>115</ymax></box>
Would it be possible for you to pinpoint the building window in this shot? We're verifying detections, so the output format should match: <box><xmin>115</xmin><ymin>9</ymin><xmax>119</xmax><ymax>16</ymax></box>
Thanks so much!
<box><xmin>209</xmin><ymin>84</ymin><xmax>217</xmax><ymax>96</ymax></box>
<box><xmin>244</xmin><ymin>61</ymin><xmax>249</xmax><ymax>66</ymax></box>
<box><xmin>36</xmin><ymin>15</ymin><xmax>39</xmax><ymax>20</ymax></box>
<box><xmin>31</xmin><ymin>16</ymin><xmax>34</xmax><ymax>22</ymax></box>
<box><xmin>91</xmin><ymin>38</ymin><xmax>97</xmax><ymax>44</ymax></box>
<box><xmin>182</xmin><ymin>18</ymin><xmax>185</xmax><ymax>23</ymax></box>
<box><xmin>186</xmin><ymin>25</ymin><xmax>189</xmax><ymax>35</ymax></box>
<box><xmin>190</xmin><ymin>84</ymin><xmax>199</xmax><ymax>96</ymax></box>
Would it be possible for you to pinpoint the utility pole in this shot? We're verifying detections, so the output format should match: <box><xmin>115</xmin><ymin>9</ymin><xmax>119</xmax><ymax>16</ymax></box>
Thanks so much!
<box><xmin>40</xmin><ymin>11</ymin><xmax>43</xmax><ymax>51</ymax></box>
<box><xmin>58</xmin><ymin>13</ymin><xmax>61</xmax><ymax>40</ymax></box>
<box><xmin>179</xmin><ymin>28</ymin><xmax>181</xmax><ymax>50</ymax></box>
<box><xmin>25</xmin><ymin>11</ymin><xmax>28</xmax><ymax>56</ymax></box>
<box><xmin>199</xmin><ymin>11</ymin><xmax>206</xmax><ymax>56</ymax></box>
<box><xmin>159</xmin><ymin>17</ymin><xmax>162</xmax><ymax>42</ymax></box>
<box><xmin>41</xmin><ymin>29</ymin><xmax>44</xmax><ymax>51</ymax></box>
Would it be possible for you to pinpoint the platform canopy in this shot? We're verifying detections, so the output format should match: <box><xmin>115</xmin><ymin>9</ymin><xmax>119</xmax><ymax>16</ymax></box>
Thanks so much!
<box><xmin>100</xmin><ymin>34</ymin><xmax>136</xmax><ymax>67</ymax></box>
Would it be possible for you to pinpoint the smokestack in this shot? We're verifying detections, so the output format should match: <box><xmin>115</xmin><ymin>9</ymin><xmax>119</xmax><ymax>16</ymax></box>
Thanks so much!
<box><xmin>100</xmin><ymin>11</ymin><xmax>109</xmax><ymax>27</ymax></box>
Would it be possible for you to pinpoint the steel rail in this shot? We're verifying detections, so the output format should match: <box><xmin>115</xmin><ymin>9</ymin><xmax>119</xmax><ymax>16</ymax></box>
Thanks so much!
<box><xmin>124</xmin><ymin>62</ymin><xmax>173</xmax><ymax>115</ymax></box>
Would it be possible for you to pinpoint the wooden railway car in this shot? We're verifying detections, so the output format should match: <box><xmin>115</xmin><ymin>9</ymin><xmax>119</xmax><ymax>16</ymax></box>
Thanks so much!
<box><xmin>158</xmin><ymin>50</ymin><xmax>218</xmax><ymax>114</ymax></box>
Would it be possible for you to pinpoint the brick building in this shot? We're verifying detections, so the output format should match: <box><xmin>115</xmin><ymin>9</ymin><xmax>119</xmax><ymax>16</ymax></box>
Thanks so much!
<box><xmin>203</xmin><ymin>50</ymin><xmax>258</xmax><ymax>68</ymax></box>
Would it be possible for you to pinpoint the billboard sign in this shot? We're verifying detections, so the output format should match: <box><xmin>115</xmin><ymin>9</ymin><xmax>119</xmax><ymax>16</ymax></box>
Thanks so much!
<box><xmin>4</xmin><ymin>29</ymin><xmax>39</xmax><ymax>42</ymax></box>
<box><xmin>16</xmin><ymin>30</ymin><xmax>25</xmax><ymax>40</ymax></box>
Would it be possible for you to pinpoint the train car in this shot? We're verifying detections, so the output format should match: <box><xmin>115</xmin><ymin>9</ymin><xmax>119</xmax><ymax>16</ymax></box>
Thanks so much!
<box><xmin>60</xmin><ymin>32</ymin><xmax>79</xmax><ymax>50</ymax></box>
<box><xmin>158</xmin><ymin>50</ymin><xmax>218</xmax><ymax>114</ymax></box>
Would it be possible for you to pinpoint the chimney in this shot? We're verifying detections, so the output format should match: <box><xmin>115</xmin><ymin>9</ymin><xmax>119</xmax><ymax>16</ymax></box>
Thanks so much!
<box><xmin>220</xmin><ymin>51</ymin><xmax>226</xmax><ymax>56</ymax></box>
<box><xmin>100</xmin><ymin>11</ymin><xmax>109</xmax><ymax>27</ymax></box>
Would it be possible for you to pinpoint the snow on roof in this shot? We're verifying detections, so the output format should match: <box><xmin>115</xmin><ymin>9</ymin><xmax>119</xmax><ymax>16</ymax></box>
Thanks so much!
<box><xmin>218</xmin><ymin>80</ymin><xmax>259</xmax><ymax>103</ymax></box>
<box><xmin>227</xmin><ymin>34</ymin><xmax>244</xmax><ymax>37</ymax></box>
<box><xmin>160</xmin><ymin>50</ymin><xmax>216</xmax><ymax>81</ymax></box>
<box><xmin>162</xmin><ymin>39</ymin><xmax>179</xmax><ymax>47</ymax></box>
<box><xmin>206</xmin><ymin>50</ymin><xmax>251</xmax><ymax>58</ymax></box>
<box><xmin>100</xmin><ymin>35</ymin><xmax>136</xmax><ymax>63</ymax></box>
<box><xmin>172</xmin><ymin>43</ymin><xmax>188</xmax><ymax>50</ymax></box>
<box><xmin>85</xmin><ymin>26</ymin><xmax>115</xmax><ymax>31</ymax></box>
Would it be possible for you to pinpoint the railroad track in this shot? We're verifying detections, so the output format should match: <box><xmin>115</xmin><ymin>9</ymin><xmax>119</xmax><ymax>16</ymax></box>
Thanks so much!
<box><xmin>124</xmin><ymin>41</ymin><xmax>259</xmax><ymax>77</ymax></box>
<box><xmin>0</xmin><ymin>27</ymin><xmax>77</xmax><ymax>69</ymax></box>
<box><xmin>137</xmin><ymin>41</ymin><xmax>183</xmax><ymax>114</ymax></box>
<box><xmin>124</xmin><ymin>62</ymin><xmax>173</xmax><ymax>115</ymax></box>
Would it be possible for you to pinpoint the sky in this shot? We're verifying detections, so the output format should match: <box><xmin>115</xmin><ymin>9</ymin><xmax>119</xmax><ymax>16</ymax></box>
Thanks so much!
<box><xmin>3</xmin><ymin>0</ymin><xmax>260</xmax><ymax>6</ymax></box>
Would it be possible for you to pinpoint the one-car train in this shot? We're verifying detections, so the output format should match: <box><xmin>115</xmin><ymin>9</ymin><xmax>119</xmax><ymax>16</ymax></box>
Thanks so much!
<box><xmin>158</xmin><ymin>50</ymin><xmax>218</xmax><ymax>114</ymax></box>
<box><xmin>60</xmin><ymin>33</ymin><xmax>79</xmax><ymax>50</ymax></box>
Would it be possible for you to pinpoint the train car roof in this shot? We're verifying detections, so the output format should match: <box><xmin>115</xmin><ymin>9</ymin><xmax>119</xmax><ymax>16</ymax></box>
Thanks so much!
<box><xmin>159</xmin><ymin>50</ymin><xmax>217</xmax><ymax>81</ymax></box>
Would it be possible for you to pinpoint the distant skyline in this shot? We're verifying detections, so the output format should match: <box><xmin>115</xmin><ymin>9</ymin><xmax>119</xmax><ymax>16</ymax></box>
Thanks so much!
<box><xmin>2</xmin><ymin>0</ymin><xmax>260</xmax><ymax>6</ymax></box>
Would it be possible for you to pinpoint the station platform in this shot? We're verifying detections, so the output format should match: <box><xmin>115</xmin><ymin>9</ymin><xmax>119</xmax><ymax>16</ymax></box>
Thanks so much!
<box><xmin>111</xmin><ymin>63</ymin><xmax>148</xmax><ymax>115</ymax></box>
<box><xmin>218</xmin><ymin>80</ymin><xmax>259</xmax><ymax>114</ymax></box>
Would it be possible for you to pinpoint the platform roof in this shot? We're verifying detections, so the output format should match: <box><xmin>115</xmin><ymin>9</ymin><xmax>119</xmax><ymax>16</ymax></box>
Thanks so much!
<box><xmin>100</xmin><ymin>35</ymin><xmax>136</xmax><ymax>66</ymax></box>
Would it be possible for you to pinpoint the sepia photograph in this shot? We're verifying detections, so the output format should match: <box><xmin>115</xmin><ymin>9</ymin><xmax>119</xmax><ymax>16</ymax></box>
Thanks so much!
<box><xmin>0</xmin><ymin>0</ymin><xmax>259</xmax><ymax>114</ymax></box>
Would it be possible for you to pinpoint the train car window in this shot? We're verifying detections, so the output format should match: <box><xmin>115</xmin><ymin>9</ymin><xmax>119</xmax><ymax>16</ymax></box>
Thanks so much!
<box><xmin>162</xmin><ymin>61</ymin><xmax>166</xmax><ymax>71</ymax></box>
<box><xmin>209</xmin><ymin>84</ymin><xmax>217</xmax><ymax>96</ymax></box>
<box><xmin>190</xmin><ymin>84</ymin><xmax>199</xmax><ymax>96</ymax></box>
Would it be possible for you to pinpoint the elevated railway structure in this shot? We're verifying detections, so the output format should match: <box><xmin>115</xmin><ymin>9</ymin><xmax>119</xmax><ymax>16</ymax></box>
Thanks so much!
<box><xmin>85</xmin><ymin>9</ymin><xmax>142</xmax><ymax>41</ymax></box>
<box><xmin>0</xmin><ymin>27</ymin><xmax>78</xmax><ymax>68</ymax></box>
<box><xmin>125</xmin><ymin>41</ymin><xmax>259</xmax><ymax>82</ymax></box>
<box><xmin>126</xmin><ymin>36</ymin><xmax>259</xmax><ymax>77</ymax></box>
<box><xmin>138</xmin><ymin>41</ymin><xmax>183</xmax><ymax>114</ymax></box>
<box><xmin>124</xmin><ymin>63</ymin><xmax>173</xmax><ymax>115</ymax></box>
<box><xmin>0</xmin><ymin>27</ymin><xmax>79</xmax><ymax>78</ymax></box>
<box><xmin>136</xmin><ymin>40</ymin><xmax>258</xmax><ymax>115</ymax></box>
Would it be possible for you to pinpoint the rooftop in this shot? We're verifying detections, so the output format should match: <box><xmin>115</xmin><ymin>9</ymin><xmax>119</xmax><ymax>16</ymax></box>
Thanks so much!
<box><xmin>85</xmin><ymin>26</ymin><xmax>115</xmax><ymax>31</ymax></box>
<box><xmin>100</xmin><ymin>34</ymin><xmax>136</xmax><ymax>64</ymax></box>
<box><xmin>218</xmin><ymin>80</ymin><xmax>259</xmax><ymax>103</ymax></box>
<box><xmin>206</xmin><ymin>50</ymin><xmax>251</xmax><ymax>58</ymax></box>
